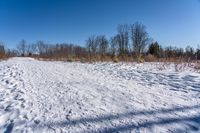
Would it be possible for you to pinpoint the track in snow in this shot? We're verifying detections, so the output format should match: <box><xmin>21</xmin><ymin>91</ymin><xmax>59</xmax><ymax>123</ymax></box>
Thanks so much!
<box><xmin>0</xmin><ymin>57</ymin><xmax>200</xmax><ymax>133</ymax></box>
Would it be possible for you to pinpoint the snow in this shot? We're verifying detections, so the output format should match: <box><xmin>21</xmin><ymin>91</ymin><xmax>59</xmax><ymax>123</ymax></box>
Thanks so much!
<box><xmin>0</xmin><ymin>57</ymin><xmax>200</xmax><ymax>133</ymax></box>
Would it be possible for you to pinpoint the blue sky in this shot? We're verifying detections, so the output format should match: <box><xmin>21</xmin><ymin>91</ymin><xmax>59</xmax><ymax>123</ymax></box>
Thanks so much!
<box><xmin>0</xmin><ymin>0</ymin><xmax>200</xmax><ymax>49</ymax></box>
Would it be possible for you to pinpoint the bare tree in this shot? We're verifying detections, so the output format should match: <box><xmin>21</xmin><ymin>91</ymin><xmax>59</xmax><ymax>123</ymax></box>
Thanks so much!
<box><xmin>131</xmin><ymin>22</ymin><xmax>150</xmax><ymax>58</ymax></box>
<box><xmin>96</xmin><ymin>35</ymin><xmax>109</xmax><ymax>57</ymax></box>
<box><xmin>86</xmin><ymin>35</ymin><xmax>98</xmax><ymax>56</ymax></box>
<box><xmin>117</xmin><ymin>24</ymin><xmax>129</xmax><ymax>56</ymax></box>
<box><xmin>185</xmin><ymin>46</ymin><xmax>194</xmax><ymax>60</ymax></box>
<box><xmin>17</xmin><ymin>40</ymin><xmax>27</xmax><ymax>56</ymax></box>
<box><xmin>36</xmin><ymin>41</ymin><xmax>48</xmax><ymax>56</ymax></box>
<box><xmin>110</xmin><ymin>36</ymin><xmax>119</xmax><ymax>57</ymax></box>
<box><xmin>30</xmin><ymin>43</ymin><xmax>39</xmax><ymax>55</ymax></box>
<box><xmin>0</xmin><ymin>42</ymin><xmax>5</xmax><ymax>58</ymax></box>
<box><xmin>197</xmin><ymin>45</ymin><xmax>200</xmax><ymax>60</ymax></box>
<box><xmin>6</xmin><ymin>49</ymin><xmax>17</xmax><ymax>57</ymax></box>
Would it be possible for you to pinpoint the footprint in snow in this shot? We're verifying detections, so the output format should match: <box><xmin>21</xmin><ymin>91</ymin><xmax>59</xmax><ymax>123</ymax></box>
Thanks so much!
<box><xmin>4</xmin><ymin>120</ymin><xmax>14</xmax><ymax>133</ymax></box>
<box><xmin>66</xmin><ymin>109</ymin><xmax>72</xmax><ymax>120</ymax></box>
<box><xmin>5</xmin><ymin>80</ymin><xmax>9</xmax><ymax>84</ymax></box>
<box><xmin>21</xmin><ymin>103</ymin><xmax>25</xmax><ymax>108</ymax></box>
<box><xmin>4</xmin><ymin>105</ymin><xmax>12</xmax><ymax>112</ymax></box>
<box><xmin>34</xmin><ymin>120</ymin><xmax>40</xmax><ymax>125</ymax></box>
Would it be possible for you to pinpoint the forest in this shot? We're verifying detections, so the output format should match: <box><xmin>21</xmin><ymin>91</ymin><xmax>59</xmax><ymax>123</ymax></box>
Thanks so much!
<box><xmin>1</xmin><ymin>22</ymin><xmax>200</xmax><ymax>63</ymax></box>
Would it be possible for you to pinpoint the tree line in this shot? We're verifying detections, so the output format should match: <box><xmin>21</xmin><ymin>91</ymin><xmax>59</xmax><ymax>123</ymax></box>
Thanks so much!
<box><xmin>1</xmin><ymin>22</ymin><xmax>200</xmax><ymax>62</ymax></box>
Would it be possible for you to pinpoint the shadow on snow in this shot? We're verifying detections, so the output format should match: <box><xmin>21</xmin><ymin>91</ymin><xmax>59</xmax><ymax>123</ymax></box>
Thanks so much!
<box><xmin>24</xmin><ymin>104</ymin><xmax>200</xmax><ymax>132</ymax></box>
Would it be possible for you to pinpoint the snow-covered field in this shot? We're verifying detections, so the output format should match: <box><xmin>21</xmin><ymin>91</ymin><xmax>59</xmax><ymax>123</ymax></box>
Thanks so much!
<box><xmin>0</xmin><ymin>57</ymin><xmax>200</xmax><ymax>133</ymax></box>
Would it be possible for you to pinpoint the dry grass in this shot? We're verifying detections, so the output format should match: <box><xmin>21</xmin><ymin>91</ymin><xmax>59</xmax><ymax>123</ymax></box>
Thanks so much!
<box><xmin>194</xmin><ymin>61</ymin><xmax>200</xmax><ymax>72</ymax></box>
<box><xmin>33</xmin><ymin>55</ymin><xmax>200</xmax><ymax>71</ymax></box>
<box><xmin>144</xmin><ymin>54</ymin><xmax>157</xmax><ymax>62</ymax></box>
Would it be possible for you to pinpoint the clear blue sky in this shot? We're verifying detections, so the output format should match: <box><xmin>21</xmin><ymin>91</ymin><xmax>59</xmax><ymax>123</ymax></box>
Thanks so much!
<box><xmin>0</xmin><ymin>0</ymin><xmax>200</xmax><ymax>49</ymax></box>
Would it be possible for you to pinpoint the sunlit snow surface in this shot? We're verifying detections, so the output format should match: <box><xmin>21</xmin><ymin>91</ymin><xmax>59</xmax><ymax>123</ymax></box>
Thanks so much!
<box><xmin>0</xmin><ymin>57</ymin><xmax>200</xmax><ymax>133</ymax></box>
